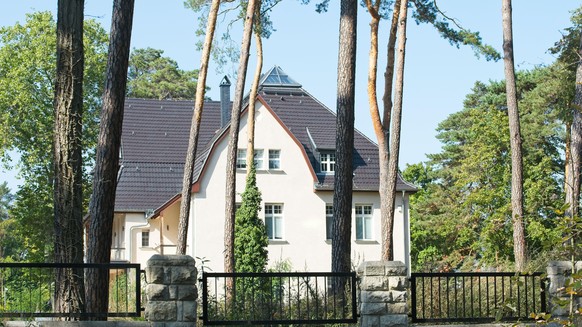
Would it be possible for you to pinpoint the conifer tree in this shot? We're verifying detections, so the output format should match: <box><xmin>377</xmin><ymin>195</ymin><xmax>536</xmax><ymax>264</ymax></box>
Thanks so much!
<box><xmin>234</xmin><ymin>165</ymin><xmax>268</xmax><ymax>273</ymax></box>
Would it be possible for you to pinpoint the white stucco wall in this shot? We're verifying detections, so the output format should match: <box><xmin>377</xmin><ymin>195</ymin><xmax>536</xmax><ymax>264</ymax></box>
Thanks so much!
<box><xmin>186</xmin><ymin>102</ymin><xmax>411</xmax><ymax>273</ymax></box>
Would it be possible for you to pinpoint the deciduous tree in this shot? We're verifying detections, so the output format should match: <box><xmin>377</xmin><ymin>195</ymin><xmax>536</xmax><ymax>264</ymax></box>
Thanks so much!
<box><xmin>0</xmin><ymin>12</ymin><xmax>108</xmax><ymax>262</ymax></box>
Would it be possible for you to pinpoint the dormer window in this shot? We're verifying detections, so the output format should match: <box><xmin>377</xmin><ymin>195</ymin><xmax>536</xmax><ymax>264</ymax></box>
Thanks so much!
<box><xmin>320</xmin><ymin>152</ymin><xmax>335</xmax><ymax>173</ymax></box>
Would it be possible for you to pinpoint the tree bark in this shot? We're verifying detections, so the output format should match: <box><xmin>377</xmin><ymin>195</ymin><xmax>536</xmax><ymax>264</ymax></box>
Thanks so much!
<box><xmin>245</xmin><ymin>30</ymin><xmax>263</xmax><ymax>172</ymax></box>
<box><xmin>383</xmin><ymin>0</ymin><xmax>409</xmax><ymax>261</ymax></box>
<box><xmin>224</xmin><ymin>0</ymin><xmax>258</xmax><ymax>274</ymax></box>
<box><xmin>501</xmin><ymin>0</ymin><xmax>527</xmax><ymax>271</ymax></box>
<box><xmin>53</xmin><ymin>0</ymin><xmax>85</xmax><ymax>317</ymax></box>
<box><xmin>177</xmin><ymin>0</ymin><xmax>221</xmax><ymax>255</ymax></box>
<box><xmin>85</xmin><ymin>0</ymin><xmax>134</xmax><ymax>317</ymax></box>
<box><xmin>331</xmin><ymin>0</ymin><xmax>357</xmax><ymax>283</ymax></box>
<box><xmin>565</xmin><ymin>32</ymin><xmax>582</xmax><ymax>219</ymax></box>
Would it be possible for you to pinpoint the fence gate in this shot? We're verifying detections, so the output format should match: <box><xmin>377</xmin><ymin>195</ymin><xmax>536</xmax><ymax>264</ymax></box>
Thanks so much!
<box><xmin>200</xmin><ymin>271</ymin><xmax>358</xmax><ymax>325</ymax></box>
<box><xmin>410</xmin><ymin>272</ymin><xmax>546</xmax><ymax>324</ymax></box>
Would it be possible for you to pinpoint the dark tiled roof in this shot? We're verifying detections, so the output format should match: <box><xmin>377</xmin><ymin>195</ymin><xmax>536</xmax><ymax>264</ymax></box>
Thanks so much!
<box><xmin>115</xmin><ymin>98</ymin><xmax>222</xmax><ymax>212</ymax></box>
<box><xmin>258</xmin><ymin>87</ymin><xmax>416</xmax><ymax>192</ymax></box>
<box><xmin>115</xmin><ymin>70</ymin><xmax>416</xmax><ymax>212</ymax></box>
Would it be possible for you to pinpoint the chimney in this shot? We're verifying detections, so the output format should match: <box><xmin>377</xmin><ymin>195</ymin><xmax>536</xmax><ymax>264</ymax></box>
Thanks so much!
<box><xmin>220</xmin><ymin>76</ymin><xmax>231</xmax><ymax>127</ymax></box>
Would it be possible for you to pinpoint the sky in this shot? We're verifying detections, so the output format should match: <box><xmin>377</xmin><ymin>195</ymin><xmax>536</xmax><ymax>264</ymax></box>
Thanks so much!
<box><xmin>0</xmin><ymin>0</ymin><xmax>579</xmax><ymax>193</ymax></box>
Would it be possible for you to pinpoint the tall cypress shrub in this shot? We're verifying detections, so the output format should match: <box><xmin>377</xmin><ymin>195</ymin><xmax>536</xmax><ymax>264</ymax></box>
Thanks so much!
<box><xmin>234</xmin><ymin>164</ymin><xmax>268</xmax><ymax>272</ymax></box>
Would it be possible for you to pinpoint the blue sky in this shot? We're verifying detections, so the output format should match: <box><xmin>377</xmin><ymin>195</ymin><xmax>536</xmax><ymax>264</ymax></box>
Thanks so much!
<box><xmin>0</xmin><ymin>1</ymin><xmax>579</xmax><ymax>192</ymax></box>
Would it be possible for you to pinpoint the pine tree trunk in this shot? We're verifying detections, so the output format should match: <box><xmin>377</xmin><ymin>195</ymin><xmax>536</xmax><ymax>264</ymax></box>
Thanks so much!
<box><xmin>567</xmin><ymin>32</ymin><xmax>582</xmax><ymax>219</ymax></box>
<box><xmin>224</xmin><ymin>0</ymin><xmax>258</xmax><ymax>275</ymax></box>
<box><xmin>245</xmin><ymin>30</ymin><xmax>263</xmax><ymax>172</ymax></box>
<box><xmin>502</xmin><ymin>0</ymin><xmax>527</xmax><ymax>271</ymax></box>
<box><xmin>331</xmin><ymin>0</ymin><xmax>357</xmax><ymax>285</ymax></box>
<box><xmin>177</xmin><ymin>0</ymin><xmax>221</xmax><ymax>255</ymax></box>
<box><xmin>384</xmin><ymin>0</ymin><xmax>409</xmax><ymax>261</ymax></box>
<box><xmin>53</xmin><ymin>0</ymin><xmax>85</xmax><ymax>317</ymax></box>
<box><xmin>85</xmin><ymin>0</ymin><xmax>134</xmax><ymax>317</ymax></box>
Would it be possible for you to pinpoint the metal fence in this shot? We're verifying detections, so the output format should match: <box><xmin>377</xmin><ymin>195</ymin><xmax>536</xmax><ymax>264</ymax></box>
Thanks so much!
<box><xmin>201</xmin><ymin>271</ymin><xmax>358</xmax><ymax>325</ymax></box>
<box><xmin>0</xmin><ymin>262</ymin><xmax>142</xmax><ymax>319</ymax></box>
<box><xmin>410</xmin><ymin>272</ymin><xmax>547</xmax><ymax>323</ymax></box>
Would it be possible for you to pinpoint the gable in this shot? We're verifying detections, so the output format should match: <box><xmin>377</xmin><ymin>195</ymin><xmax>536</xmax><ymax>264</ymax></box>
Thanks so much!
<box><xmin>115</xmin><ymin>67</ymin><xmax>417</xmax><ymax>215</ymax></box>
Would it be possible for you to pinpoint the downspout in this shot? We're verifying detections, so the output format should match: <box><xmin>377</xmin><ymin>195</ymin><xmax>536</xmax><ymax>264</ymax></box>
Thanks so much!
<box><xmin>160</xmin><ymin>215</ymin><xmax>164</xmax><ymax>255</ymax></box>
<box><xmin>129</xmin><ymin>215</ymin><xmax>151</xmax><ymax>263</ymax></box>
<box><xmin>402</xmin><ymin>190</ymin><xmax>411</xmax><ymax>277</ymax></box>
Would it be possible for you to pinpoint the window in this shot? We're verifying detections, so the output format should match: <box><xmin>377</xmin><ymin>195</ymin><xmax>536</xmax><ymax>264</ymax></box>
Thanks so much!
<box><xmin>320</xmin><ymin>152</ymin><xmax>335</xmax><ymax>173</ymax></box>
<box><xmin>269</xmin><ymin>150</ymin><xmax>281</xmax><ymax>169</ymax></box>
<box><xmin>141</xmin><ymin>229</ymin><xmax>150</xmax><ymax>247</ymax></box>
<box><xmin>236</xmin><ymin>149</ymin><xmax>247</xmax><ymax>169</ymax></box>
<box><xmin>254</xmin><ymin>149</ymin><xmax>264</xmax><ymax>170</ymax></box>
<box><xmin>265</xmin><ymin>204</ymin><xmax>283</xmax><ymax>240</ymax></box>
<box><xmin>355</xmin><ymin>205</ymin><xmax>373</xmax><ymax>240</ymax></box>
<box><xmin>237</xmin><ymin>149</ymin><xmax>267</xmax><ymax>169</ymax></box>
<box><xmin>325</xmin><ymin>204</ymin><xmax>333</xmax><ymax>240</ymax></box>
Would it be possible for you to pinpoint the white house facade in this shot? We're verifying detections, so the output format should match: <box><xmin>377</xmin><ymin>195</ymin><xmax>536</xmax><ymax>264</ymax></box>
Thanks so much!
<box><xmin>112</xmin><ymin>66</ymin><xmax>416</xmax><ymax>273</ymax></box>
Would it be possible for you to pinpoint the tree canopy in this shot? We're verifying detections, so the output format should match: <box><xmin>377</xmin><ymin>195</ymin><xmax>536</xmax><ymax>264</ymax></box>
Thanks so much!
<box><xmin>0</xmin><ymin>12</ymin><xmax>108</xmax><ymax>262</ymax></box>
<box><xmin>404</xmin><ymin>66</ymin><xmax>570</xmax><ymax>271</ymax></box>
<box><xmin>127</xmin><ymin>47</ymin><xmax>202</xmax><ymax>100</ymax></box>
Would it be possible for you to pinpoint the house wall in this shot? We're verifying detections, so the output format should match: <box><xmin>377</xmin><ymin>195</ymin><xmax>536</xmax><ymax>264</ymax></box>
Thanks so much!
<box><xmin>120</xmin><ymin>212</ymin><xmax>159</xmax><ymax>267</ymax></box>
<box><xmin>182</xmin><ymin>102</ymin><xmax>411</xmax><ymax>273</ymax></box>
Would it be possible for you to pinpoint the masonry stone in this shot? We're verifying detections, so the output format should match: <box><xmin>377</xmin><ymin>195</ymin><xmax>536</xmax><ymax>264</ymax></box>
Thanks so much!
<box><xmin>380</xmin><ymin>314</ymin><xmax>408</xmax><ymax>327</ymax></box>
<box><xmin>361</xmin><ymin>302</ymin><xmax>388</xmax><ymax>315</ymax></box>
<box><xmin>387</xmin><ymin>302</ymin><xmax>408</xmax><ymax>314</ymax></box>
<box><xmin>145</xmin><ymin>301</ymin><xmax>176</xmax><ymax>321</ymax></box>
<box><xmin>178</xmin><ymin>285</ymin><xmax>197</xmax><ymax>300</ymax></box>
<box><xmin>146</xmin><ymin>284</ymin><xmax>168</xmax><ymax>300</ymax></box>
<box><xmin>391</xmin><ymin>290</ymin><xmax>407</xmax><ymax>302</ymax></box>
<box><xmin>361</xmin><ymin>276</ymin><xmax>388</xmax><ymax>290</ymax></box>
<box><xmin>388</xmin><ymin>276</ymin><xmax>408</xmax><ymax>291</ymax></box>
<box><xmin>145</xmin><ymin>255</ymin><xmax>198</xmax><ymax>327</ymax></box>
<box><xmin>546</xmin><ymin>261</ymin><xmax>582</xmax><ymax>320</ymax></box>
<box><xmin>360</xmin><ymin>315</ymin><xmax>380</xmax><ymax>327</ymax></box>
<box><xmin>361</xmin><ymin>290</ymin><xmax>392</xmax><ymax>303</ymax></box>
<box><xmin>358</xmin><ymin>261</ymin><xmax>408</xmax><ymax>327</ymax></box>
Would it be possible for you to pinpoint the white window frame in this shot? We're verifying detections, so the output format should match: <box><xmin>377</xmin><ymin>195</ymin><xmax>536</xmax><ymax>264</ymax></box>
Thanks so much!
<box><xmin>265</xmin><ymin>203</ymin><xmax>284</xmax><ymax>240</ymax></box>
<box><xmin>236</xmin><ymin>149</ymin><xmax>247</xmax><ymax>169</ymax></box>
<box><xmin>141</xmin><ymin>229</ymin><xmax>150</xmax><ymax>247</ymax></box>
<box><xmin>237</xmin><ymin>149</ymin><xmax>267</xmax><ymax>170</ymax></box>
<box><xmin>320</xmin><ymin>152</ymin><xmax>335</xmax><ymax>173</ymax></box>
<box><xmin>254</xmin><ymin>149</ymin><xmax>264</xmax><ymax>170</ymax></box>
<box><xmin>269</xmin><ymin>149</ymin><xmax>281</xmax><ymax>170</ymax></box>
<box><xmin>355</xmin><ymin>205</ymin><xmax>373</xmax><ymax>240</ymax></box>
<box><xmin>325</xmin><ymin>204</ymin><xmax>333</xmax><ymax>240</ymax></box>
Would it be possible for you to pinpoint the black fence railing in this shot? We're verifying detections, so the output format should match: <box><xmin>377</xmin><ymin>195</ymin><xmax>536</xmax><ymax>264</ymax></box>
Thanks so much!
<box><xmin>0</xmin><ymin>262</ymin><xmax>142</xmax><ymax>319</ymax></box>
<box><xmin>201</xmin><ymin>271</ymin><xmax>358</xmax><ymax>325</ymax></box>
<box><xmin>410</xmin><ymin>272</ymin><xmax>546</xmax><ymax>323</ymax></box>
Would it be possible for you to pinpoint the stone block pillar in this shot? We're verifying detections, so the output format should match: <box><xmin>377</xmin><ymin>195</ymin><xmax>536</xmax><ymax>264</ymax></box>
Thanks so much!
<box><xmin>145</xmin><ymin>255</ymin><xmax>198</xmax><ymax>327</ymax></box>
<box><xmin>357</xmin><ymin>261</ymin><xmax>408</xmax><ymax>327</ymax></box>
<box><xmin>547</xmin><ymin>260</ymin><xmax>582</xmax><ymax>319</ymax></box>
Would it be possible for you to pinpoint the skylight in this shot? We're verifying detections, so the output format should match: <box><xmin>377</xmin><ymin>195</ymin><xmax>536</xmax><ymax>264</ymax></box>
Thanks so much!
<box><xmin>259</xmin><ymin>66</ymin><xmax>302</xmax><ymax>88</ymax></box>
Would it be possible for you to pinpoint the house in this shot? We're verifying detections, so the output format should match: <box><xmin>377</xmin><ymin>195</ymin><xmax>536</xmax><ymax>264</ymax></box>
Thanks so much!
<box><xmin>112</xmin><ymin>66</ymin><xmax>417</xmax><ymax>273</ymax></box>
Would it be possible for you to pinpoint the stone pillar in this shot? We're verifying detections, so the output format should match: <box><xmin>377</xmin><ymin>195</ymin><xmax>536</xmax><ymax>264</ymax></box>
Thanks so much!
<box><xmin>547</xmin><ymin>260</ymin><xmax>582</xmax><ymax>319</ymax></box>
<box><xmin>357</xmin><ymin>261</ymin><xmax>408</xmax><ymax>327</ymax></box>
<box><xmin>145</xmin><ymin>255</ymin><xmax>198</xmax><ymax>327</ymax></box>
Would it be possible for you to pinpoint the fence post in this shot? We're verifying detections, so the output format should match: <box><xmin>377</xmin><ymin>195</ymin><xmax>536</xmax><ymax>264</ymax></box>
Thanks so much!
<box><xmin>145</xmin><ymin>255</ymin><xmax>198</xmax><ymax>327</ymax></box>
<box><xmin>546</xmin><ymin>260</ymin><xmax>582</xmax><ymax>320</ymax></box>
<box><xmin>357</xmin><ymin>261</ymin><xmax>408</xmax><ymax>327</ymax></box>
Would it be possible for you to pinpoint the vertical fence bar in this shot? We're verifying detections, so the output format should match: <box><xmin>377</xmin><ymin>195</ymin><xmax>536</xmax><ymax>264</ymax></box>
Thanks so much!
<box><xmin>410</xmin><ymin>274</ymin><xmax>417</xmax><ymax>321</ymax></box>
